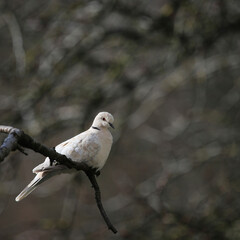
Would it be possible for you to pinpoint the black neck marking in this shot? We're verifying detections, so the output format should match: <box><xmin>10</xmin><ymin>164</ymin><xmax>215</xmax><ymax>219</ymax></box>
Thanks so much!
<box><xmin>92</xmin><ymin>126</ymin><xmax>100</xmax><ymax>131</ymax></box>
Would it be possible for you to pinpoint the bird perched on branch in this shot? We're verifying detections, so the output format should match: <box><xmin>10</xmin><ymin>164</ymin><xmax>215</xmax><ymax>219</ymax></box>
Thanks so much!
<box><xmin>15</xmin><ymin>112</ymin><xmax>114</xmax><ymax>202</ymax></box>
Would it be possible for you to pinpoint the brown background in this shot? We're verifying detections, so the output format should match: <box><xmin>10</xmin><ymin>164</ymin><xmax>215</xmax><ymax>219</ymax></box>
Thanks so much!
<box><xmin>0</xmin><ymin>1</ymin><xmax>240</xmax><ymax>239</ymax></box>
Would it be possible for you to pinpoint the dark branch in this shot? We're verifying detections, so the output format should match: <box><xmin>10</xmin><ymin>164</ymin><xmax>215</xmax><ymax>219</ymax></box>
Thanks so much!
<box><xmin>0</xmin><ymin>128</ymin><xmax>19</xmax><ymax>161</ymax></box>
<box><xmin>85</xmin><ymin>170</ymin><xmax>118</xmax><ymax>234</ymax></box>
<box><xmin>0</xmin><ymin>125</ymin><xmax>117</xmax><ymax>234</ymax></box>
<box><xmin>0</xmin><ymin>125</ymin><xmax>88</xmax><ymax>170</ymax></box>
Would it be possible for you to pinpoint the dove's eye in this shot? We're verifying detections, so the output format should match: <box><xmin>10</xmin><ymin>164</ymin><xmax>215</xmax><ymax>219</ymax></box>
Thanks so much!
<box><xmin>102</xmin><ymin>118</ymin><xmax>106</xmax><ymax>121</ymax></box>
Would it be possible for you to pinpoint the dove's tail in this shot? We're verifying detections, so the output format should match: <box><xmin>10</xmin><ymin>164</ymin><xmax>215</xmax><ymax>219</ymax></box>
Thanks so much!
<box><xmin>15</xmin><ymin>164</ymin><xmax>69</xmax><ymax>202</ymax></box>
<box><xmin>15</xmin><ymin>171</ymin><xmax>54</xmax><ymax>202</ymax></box>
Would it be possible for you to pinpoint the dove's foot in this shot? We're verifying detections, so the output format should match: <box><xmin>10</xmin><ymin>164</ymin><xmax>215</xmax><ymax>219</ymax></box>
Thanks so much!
<box><xmin>90</xmin><ymin>167</ymin><xmax>101</xmax><ymax>177</ymax></box>
<box><xmin>95</xmin><ymin>170</ymin><xmax>101</xmax><ymax>177</ymax></box>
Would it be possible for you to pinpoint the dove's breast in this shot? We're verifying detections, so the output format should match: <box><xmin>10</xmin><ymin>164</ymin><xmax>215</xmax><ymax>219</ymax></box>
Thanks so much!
<box><xmin>92</xmin><ymin>130</ymin><xmax>113</xmax><ymax>170</ymax></box>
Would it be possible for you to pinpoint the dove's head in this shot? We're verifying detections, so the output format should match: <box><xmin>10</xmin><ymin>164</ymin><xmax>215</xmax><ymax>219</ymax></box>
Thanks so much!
<box><xmin>92</xmin><ymin>112</ymin><xmax>115</xmax><ymax>129</ymax></box>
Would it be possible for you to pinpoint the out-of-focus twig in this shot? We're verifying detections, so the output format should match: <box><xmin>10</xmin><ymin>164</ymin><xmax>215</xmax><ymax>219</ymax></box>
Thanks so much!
<box><xmin>2</xmin><ymin>13</ymin><xmax>26</xmax><ymax>75</ymax></box>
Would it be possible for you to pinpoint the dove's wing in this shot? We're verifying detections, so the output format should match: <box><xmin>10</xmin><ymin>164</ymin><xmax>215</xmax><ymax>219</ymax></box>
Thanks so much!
<box><xmin>33</xmin><ymin>129</ymin><xmax>100</xmax><ymax>173</ymax></box>
<box><xmin>56</xmin><ymin>130</ymin><xmax>101</xmax><ymax>163</ymax></box>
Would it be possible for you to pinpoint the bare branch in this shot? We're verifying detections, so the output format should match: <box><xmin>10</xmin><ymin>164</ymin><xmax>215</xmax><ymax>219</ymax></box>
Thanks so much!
<box><xmin>0</xmin><ymin>125</ymin><xmax>14</xmax><ymax>134</ymax></box>
<box><xmin>85</xmin><ymin>170</ymin><xmax>118</xmax><ymax>234</ymax></box>
<box><xmin>0</xmin><ymin>125</ymin><xmax>87</xmax><ymax>169</ymax></box>
<box><xmin>0</xmin><ymin>129</ymin><xmax>19</xmax><ymax>162</ymax></box>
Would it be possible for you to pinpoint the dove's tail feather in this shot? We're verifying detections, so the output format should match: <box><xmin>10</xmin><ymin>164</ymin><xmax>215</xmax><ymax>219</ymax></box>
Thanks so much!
<box><xmin>15</xmin><ymin>172</ymin><xmax>53</xmax><ymax>202</ymax></box>
<box><xmin>15</xmin><ymin>164</ymin><xmax>69</xmax><ymax>202</ymax></box>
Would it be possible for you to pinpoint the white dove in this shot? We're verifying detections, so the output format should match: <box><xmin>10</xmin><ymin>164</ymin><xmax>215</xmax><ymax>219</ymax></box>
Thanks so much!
<box><xmin>15</xmin><ymin>112</ymin><xmax>114</xmax><ymax>202</ymax></box>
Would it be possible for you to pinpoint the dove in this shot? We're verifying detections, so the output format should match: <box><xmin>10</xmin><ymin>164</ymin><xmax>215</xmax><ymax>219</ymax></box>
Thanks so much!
<box><xmin>15</xmin><ymin>112</ymin><xmax>114</xmax><ymax>202</ymax></box>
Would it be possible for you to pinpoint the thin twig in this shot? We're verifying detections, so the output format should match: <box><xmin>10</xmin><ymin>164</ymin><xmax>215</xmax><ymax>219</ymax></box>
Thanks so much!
<box><xmin>85</xmin><ymin>170</ymin><xmax>118</xmax><ymax>234</ymax></box>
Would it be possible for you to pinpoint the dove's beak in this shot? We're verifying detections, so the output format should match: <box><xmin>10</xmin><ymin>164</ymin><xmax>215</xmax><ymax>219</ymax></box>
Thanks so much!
<box><xmin>109</xmin><ymin>122</ymin><xmax>115</xmax><ymax>129</ymax></box>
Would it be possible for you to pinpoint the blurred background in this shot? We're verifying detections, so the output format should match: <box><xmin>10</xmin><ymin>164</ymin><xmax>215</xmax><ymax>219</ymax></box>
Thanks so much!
<box><xmin>0</xmin><ymin>0</ymin><xmax>240</xmax><ymax>239</ymax></box>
